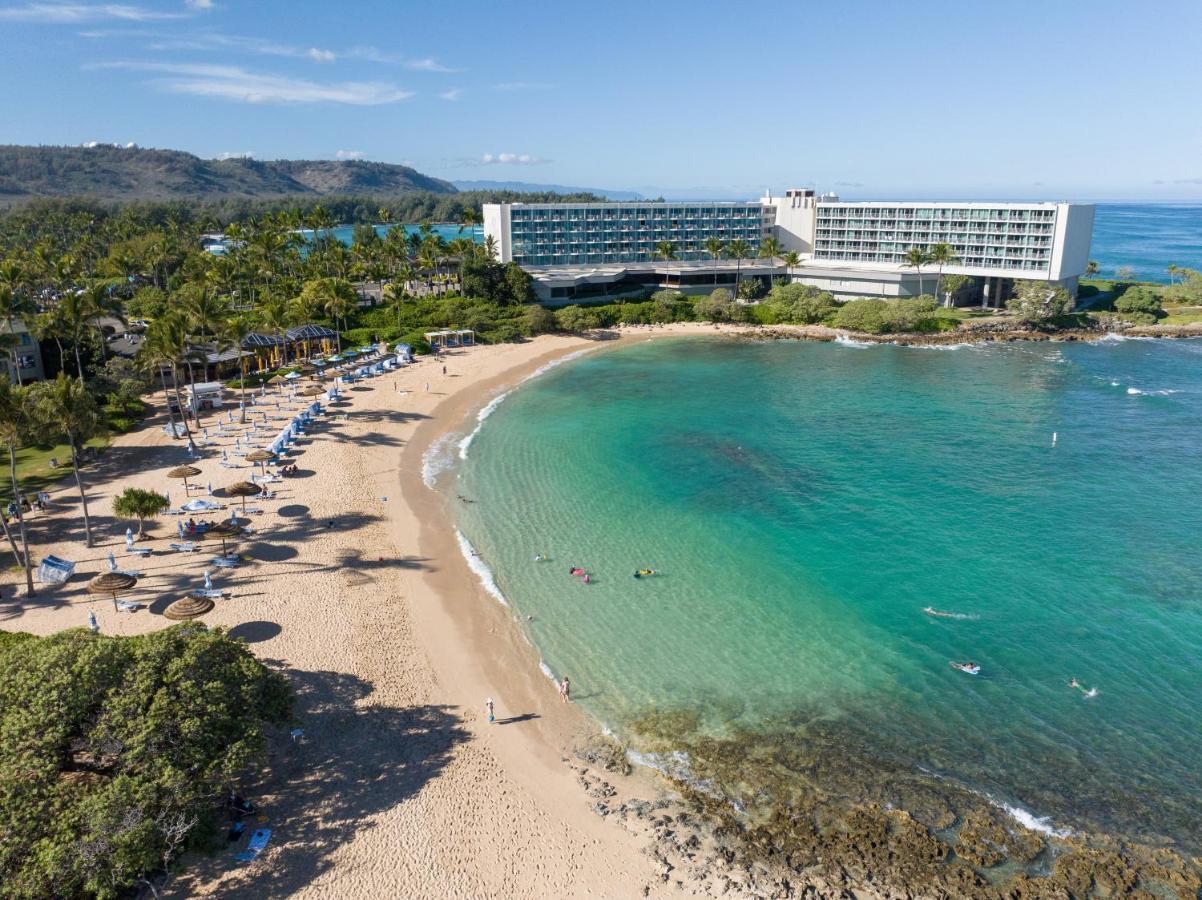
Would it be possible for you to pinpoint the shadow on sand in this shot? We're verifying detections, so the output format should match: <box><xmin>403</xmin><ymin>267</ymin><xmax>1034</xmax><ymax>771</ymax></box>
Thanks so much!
<box><xmin>171</xmin><ymin>668</ymin><xmax>470</xmax><ymax>897</ymax></box>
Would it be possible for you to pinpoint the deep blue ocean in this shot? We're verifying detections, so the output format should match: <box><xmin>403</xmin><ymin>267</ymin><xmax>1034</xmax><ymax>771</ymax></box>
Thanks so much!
<box><xmin>1089</xmin><ymin>203</ymin><xmax>1202</xmax><ymax>282</ymax></box>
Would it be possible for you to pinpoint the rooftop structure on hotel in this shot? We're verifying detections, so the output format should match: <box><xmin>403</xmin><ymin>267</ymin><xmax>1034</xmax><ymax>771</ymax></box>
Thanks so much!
<box><xmin>483</xmin><ymin>189</ymin><xmax>1095</xmax><ymax>305</ymax></box>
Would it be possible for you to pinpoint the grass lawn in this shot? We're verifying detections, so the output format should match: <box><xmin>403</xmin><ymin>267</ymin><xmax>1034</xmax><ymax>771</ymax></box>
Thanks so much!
<box><xmin>1160</xmin><ymin>308</ymin><xmax>1202</xmax><ymax>325</ymax></box>
<box><xmin>0</xmin><ymin>436</ymin><xmax>111</xmax><ymax>504</ymax></box>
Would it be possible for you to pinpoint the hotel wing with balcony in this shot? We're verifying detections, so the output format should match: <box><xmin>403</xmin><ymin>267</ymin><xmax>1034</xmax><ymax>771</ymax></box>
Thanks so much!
<box><xmin>483</xmin><ymin>190</ymin><xmax>1094</xmax><ymax>305</ymax></box>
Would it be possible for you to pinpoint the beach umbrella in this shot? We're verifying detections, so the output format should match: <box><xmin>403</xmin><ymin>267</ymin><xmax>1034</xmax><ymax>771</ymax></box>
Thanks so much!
<box><xmin>299</xmin><ymin>385</ymin><xmax>324</xmax><ymax>398</ymax></box>
<box><xmin>163</xmin><ymin>592</ymin><xmax>215</xmax><ymax>620</ymax></box>
<box><xmin>200</xmin><ymin>521</ymin><xmax>242</xmax><ymax>556</ymax></box>
<box><xmin>167</xmin><ymin>464</ymin><xmax>202</xmax><ymax>493</ymax></box>
<box><xmin>246</xmin><ymin>449</ymin><xmax>274</xmax><ymax>475</ymax></box>
<box><xmin>226</xmin><ymin>480</ymin><xmax>263</xmax><ymax>512</ymax></box>
<box><xmin>88</xmin><ymin>571</ymin><xmax>137</xmax><ymax>612</ymax></box>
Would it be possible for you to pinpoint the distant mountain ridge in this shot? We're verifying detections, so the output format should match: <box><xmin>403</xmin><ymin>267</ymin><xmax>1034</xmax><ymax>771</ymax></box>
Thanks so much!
<box><xmin>0</xmin><ymin>145</ymin><xmax>457</xmax><ymax>201</ymax></box>
<box><xmin>453</xmin><ymin>179</ymin><xmax>644</xmax><ymax>201</ymax></box>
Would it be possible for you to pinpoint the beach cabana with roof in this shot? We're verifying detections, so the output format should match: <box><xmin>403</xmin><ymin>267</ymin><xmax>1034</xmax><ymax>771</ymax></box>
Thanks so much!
<box><xmin>286</xmin><ymin>324</ymin><xmax>339</xmax><ymax>359</ymax></box>
<box><xmin>242</xmin><ymin>332</ymin><xmax>287</xmax><ymax>371</ymax></box>
<box><xmin>425</xmin><ymin>329</ymin><xmax>475</xmax><ymax>349</ymax></box>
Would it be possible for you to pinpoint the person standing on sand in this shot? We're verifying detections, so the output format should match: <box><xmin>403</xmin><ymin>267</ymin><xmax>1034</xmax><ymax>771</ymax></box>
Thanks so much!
<box><xmin>425</xmin><ymin>381</ymin><xmax>430</xmax><ymax>392</ymax></box>
<box><xmin>485</xmin><ymin>697</ymin><xmax>495</xmax><ymax>724</ymax></box>
<box><xmin>559</xmin><ymin>677</ymin><xmax>570</xmax><ymax>703</ymax></box>
<box><xmin>88</xmin><ymin>610</ymin><xmax>99</xmax><ymax>634</ymax></box>
<box><xmin>442</xmin><ymin>364</ymin><xmax>447</xmax><ymax>375</ymax></box>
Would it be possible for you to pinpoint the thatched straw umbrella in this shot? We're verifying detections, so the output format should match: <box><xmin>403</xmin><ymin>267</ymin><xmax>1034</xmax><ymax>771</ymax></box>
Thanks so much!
<box><xmin>267</xmin><ymin>374</ymin><xmax>288</xmax><ymax>392</ymax></box>
<box><xmin>88</xmin><ymin>572</ymin><xmax>137</xmax><ymax>612</ymax></box>
<box><xmin>164</xmin><ymin>592</ymin><xmax>215</xmax><ymax>620</ymax></box>
<box><xmin>299</xmin><ymin>385</ymin><xmax>325</xmax><ymax>398</ymax></box>
<box><xmin>226</xmin><ymin>481</ymin><xmax>263</xmax><ymax>513</ymax></box>
<box><xmin>245</xmin><ymin>449</ymin><xmax>274</xmax><ymax>476</ymax></box>
<box><xmin>201</xmin><ymin>521</ymin><xmax>242</xmax><ymax>556</ymax></box>
<box><xmin>167</xmin><ymin>464</ymin><xmax>202</xmax><ymax>494</ymax></box>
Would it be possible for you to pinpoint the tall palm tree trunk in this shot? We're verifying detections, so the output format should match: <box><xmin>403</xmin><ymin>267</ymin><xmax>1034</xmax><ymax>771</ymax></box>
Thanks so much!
<box><xmin>170</xmin><ymin>366</ymin><xmax>193</xmax><ymax>443</ymax></box>
<box><xmin>68</xmin><ymin>436</ymin><xmax>94</xmax><ymax>548</ymax></box>
<box><xmin>239</xmin><ymin>359</ymin><xmax>248</xmax><ymax>424</ymax></box>
<box><xmin>160</xmin><ymin>367</ymin><xmax>180</xmax><ymax>438</ymax></box>
<box><xmin>0</xmin><ymin>511</ymin><xmax>21</xmax><ymax>576</ymax></box>
<box><xmin>8</xmin><ymin>446</ymin><xmax>34</xmax><ymax>594</ymax></box>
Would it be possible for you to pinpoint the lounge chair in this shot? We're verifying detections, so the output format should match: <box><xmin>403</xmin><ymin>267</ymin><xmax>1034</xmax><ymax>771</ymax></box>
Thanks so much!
<box><xmin>37</xmin><ymin>554</ymin><xmax>75</xmax><ymax>585</ymax></box>
<box><xmin>211</xmin><ymin>555</ymin><xmax>240</xmax><ymax>568</ymax></box>
<box><xmin>195</xmin><ymin>588</ymin><xmax>228</xmax><ymax>600</ymax></box>
<box><xmin>116</xmin><ymin>599</ymin><xmax>143</xmax><ymax>612</ymax></box>
<box><xmin>128</xmin><ymin>547</ymin><xmax>152</xmax><ymax>557</ymax></box>
<box><xmin>169</xmin><ymin>541</ymin><xmax>198</xmax><ymax>553</ymax></box>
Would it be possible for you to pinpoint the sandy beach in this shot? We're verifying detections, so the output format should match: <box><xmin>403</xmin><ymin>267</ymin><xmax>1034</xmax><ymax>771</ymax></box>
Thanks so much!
<box><xmin>3</xmin><ymin>324</ymin><xmax>767</xmax><ymax>899</ymax></box>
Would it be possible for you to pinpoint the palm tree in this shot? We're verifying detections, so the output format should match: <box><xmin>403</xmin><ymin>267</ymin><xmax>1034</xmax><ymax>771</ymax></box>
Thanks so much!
<box><xmin>483</xmin><ymin>234</ymin><xmax>499</xmax><ymax>262</ymax></box>
<box><xmin>28</xmin><ymin>373</ymin><xmax>104</xmax><ymax>548</ymax></box>
<box><xmin>383</xmin><ymin>282</ymin><xmax>409</xmax><ymax>333</ymax></box>
<box><xmin>258</xmin><ymin>294</ymin><xmax>291</xmax><ymax>368</ymax></box>
<box><xmin>782</xmin><ymin>250</ymin><xmax>802</xmax><ymax>281</ymax></box>
<box><xmin>223</xmin><ymin>314</ymin><xmax>255</xmax><ymax>423</ymax></box>
<box><xmin>758</xmin><ymin>236</ymin><xmax>782</xmax><ymax>282</ymax></box>
<box><xmin>704</xmin><ymin>238</ymin><xmax>726</xmax><ymax>286</ymax></box>
<box><xmin>1165</xmin><ymin>263</ymin><xmax>1178</xmax><ymax>285</ymax></box>
<box><xmin>0</xmin><ymin>380</ymin><xmax>35</xmax><ymax>594</ymax></box>
<box><xmin>654</xmin><ymin>241</ymin><xmax>678</xmax><ymax>286</ymax></box>
<box><xmin>459</xmin><ymin>207</ymin><xmax>480</xmax><ymax>233</ymax></box>
<box><xmin>139</xmin><ymin>313</ymin><xmax>196</xmax><ymax>442</ymax></box>
<box><xmin>901</xmin><ymin>247</ymin><xmax>932</xmax><ymax>297</ymax></box>
<box><xmin>728</xmin><ymin>239</ymin><xmax>752</xmax><ymax>299</ymax></box>
<box><xmin>79</xmin><ymin>281</ymin><xmax>125</xmax><ymax>363</ymax></box>
<box><xmin>926</xmin><ymin>242</ymin><xmax>961</xmax><ymax>307</ymax></box>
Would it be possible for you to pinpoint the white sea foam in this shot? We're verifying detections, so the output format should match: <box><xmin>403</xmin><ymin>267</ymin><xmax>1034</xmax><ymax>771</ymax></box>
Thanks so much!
<box><xmin>521</xmin><ymin>346</ymin><xmax>595</xmax><ymax>383</ymax></box>
<box><xmin>421</xmin><ymin>432</ymin><xmax>458</xmax><ymax>488</ymax></box>
<box><xmin>997</xmin><ymin>801</ymin><xmax>1074</xmax><ymax>838</ymax></box>
<box><xmin>455</xmin><ymin>529</ymin><xmax>508</xmax><ymax>606</ymax></box>
<box><xmin>458</xmin><ymin>389</ymin><xmax>512</xmax><ymax>460</ymax></box>
<box><xmin>902</xmin><ymin>342</ymin><xmax>980</xmax><ymax>351</ymax></box>
<box><xmin>834</xmin><ymin>334</ymin><xmax>873</xmax><ymax>348</ymax></box>
<box><xmin>538</xmin><ymin>660</ymin><xmax>558</xmax><ymax>683</ymax></box>
<box><xmin>1126</xmin><ymin>387</ymin><xmax>1180</xmax><ymax>396</ymax></box>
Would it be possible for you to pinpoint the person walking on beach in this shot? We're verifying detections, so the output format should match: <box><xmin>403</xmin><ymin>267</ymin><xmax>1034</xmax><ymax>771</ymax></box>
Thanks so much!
<box><xmin>425</xmin><ymin>381</ymin><xmax>430</xmax><ymax>392</ymax></box>
<box><xmin>559</xmin><ymin>677</ymin><xmax>571</xmax><ymax>703</ymax></box>
<box><xmin>88</xmin><ymin>610</ymin><xmax>99</xmax><ymax>634</ymax></box>
<box><xmin>485</xmin><ymin>697</ymin><xmax>495</xmax><ymax>724</ymax></box>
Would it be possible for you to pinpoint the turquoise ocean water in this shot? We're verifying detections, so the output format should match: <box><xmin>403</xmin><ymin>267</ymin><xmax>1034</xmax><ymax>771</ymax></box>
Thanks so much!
<box><xmin>447</xmin><ymin>337</ymin><xmax>1202</xmax><ymax>846</ymax></box>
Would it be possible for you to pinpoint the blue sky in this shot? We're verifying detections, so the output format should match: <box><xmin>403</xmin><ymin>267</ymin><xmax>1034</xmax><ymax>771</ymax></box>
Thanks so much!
<box><xmin>2</xmin><ymin>0</ymin><xmax>1201</xmax><ymax>200</ymax></box>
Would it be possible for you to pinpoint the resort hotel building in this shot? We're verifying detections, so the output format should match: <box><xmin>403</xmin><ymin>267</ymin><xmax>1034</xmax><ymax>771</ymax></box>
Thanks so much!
<box><xmin>483</xmin><ymin>190</ymin><xmax>1095</xmax><ymax>305</ymax></box>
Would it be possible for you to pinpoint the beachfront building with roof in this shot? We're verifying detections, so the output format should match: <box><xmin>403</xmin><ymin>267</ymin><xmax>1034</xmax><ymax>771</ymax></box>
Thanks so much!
<box><xmin>483</xmin><ymin>190</ymin><xmax>1095</xmax><ymax>306</ymax></box>
<box><xmin>1</xmin><ymin>318</ymin><xmax>45</xmax><ymax>383</ymax></box>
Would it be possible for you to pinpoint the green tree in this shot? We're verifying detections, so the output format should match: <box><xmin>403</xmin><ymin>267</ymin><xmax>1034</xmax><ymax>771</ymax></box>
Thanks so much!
<box><xmin>927</xmin><ymin>242</ymin><xmax>961</xmax><ymax>307</ymax></box>
<box><xmin>112</xmin><ymin>486</ymin><xmax>170</xmax><ymax>538</ymax></box>
<box><xmin>654</xmin><ymin>240</ymin><xmax>678</xmax><ymax>268</ymax></box>
<box><xmin>0</xmin><ymin>625</ymin><xmax>293</xmax><ymax>899</ymax></box>
<box><xmin>1114</xmin><ymin>265</ymin><xmax>1136</xmax><ymax>283</ymax></box>
<box><xmin>901</xmin><ymin>246</ymin><xmax>932</xmax><ymax>296</ymax></box>
<box><xmin>781</xmin><ymin>250</ymin><xmax>801</xmax><ymax>281</ymax></box>
<box><xmin>694</xmin><ymin>288</ymin><xmax>736</xmax><ymax>322</ymax></box>
<box><xmin>704</xmin><ymin>237</ymin><xmax>726</xmax><ymax>286</ymax></box>
<box><xmin>1084</xmin><ymin>260</ymin><xmax>1100</xmax><ymax>279</ymax></box>
<box><xmin>0</xmin><ymin>380</ymin><xmax>34</xmax><ymax>594</ymax></box>
<box><xmin>27</xmin><ymin>374</ymin><xmax>106</xmax><ymax>548</ymax></box>
<box><xmin>758</xmin><ymin>236</ymin><xmax>781</xmax><ymax>282</ymax></box>
<box><xmin>1006</xmin><ymin>280</ymin><xmax>1074</xmax><ymax>323</ymax></box>
<box><xmin>522</xmin><ymin>304</ymin><xmax>557</xmax><ymax>335</ymax></box>
<box><xmin>503</xmin><ymin>262</ymin><xmax>534</xmax><ymax>305</ymax></box>
<box><xmin>1114</xmin><ymin>285</ymin><xmax>1163</xmax><ymax>324</ymax></box>
<box><xmin>764</xmin><ymin>283</ymin><xmax>837</xmax><ymax>324</ymax></box>
<box><xmin>832</xmin><ymin>298</ymin><xmax>889</xmax><ymax>333</ymax></box>
<box><xmin>727</xmin><ymin>239</ymin><xmax>751</xmax><ymax>300</ymax></box>
<box><xmin>939</xmin><ymin>274</ymin><xmax>974</xmax><ymax>307</ymax></box>
<box><xmin>553</xmin><ymin>305</ymin><xmax>600</xmax><ymax>333</ymax></box>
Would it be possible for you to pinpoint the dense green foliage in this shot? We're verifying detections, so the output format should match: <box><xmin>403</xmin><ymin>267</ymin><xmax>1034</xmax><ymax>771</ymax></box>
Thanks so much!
<box><xmin>0</xmin><ymin>625</ymin><xmax>293</xmax><ymax>899</ymax></box>
<box><xmin>1114</xmin><ymin>285</ymin><xmax>1164</xmax><ymax>324</ymax></box>
<box><xmin>1006</xmin><ymin>280</ymin><xmax>1074</xmax><ymax>323</ymax></box>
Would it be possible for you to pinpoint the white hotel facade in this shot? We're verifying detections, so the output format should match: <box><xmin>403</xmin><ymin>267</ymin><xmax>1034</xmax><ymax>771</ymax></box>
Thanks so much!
<box><xmin>483</xmin><ymin>189</ymin><xmax>1095</xmax><ymax>306</ymax></box>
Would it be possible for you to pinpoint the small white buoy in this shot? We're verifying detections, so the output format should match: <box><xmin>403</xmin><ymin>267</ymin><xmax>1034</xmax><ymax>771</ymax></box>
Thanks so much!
<box><xmin>1052</xmin><ymin>431</ymin><xmax>1058</xmax><ymax>447</ymax></box>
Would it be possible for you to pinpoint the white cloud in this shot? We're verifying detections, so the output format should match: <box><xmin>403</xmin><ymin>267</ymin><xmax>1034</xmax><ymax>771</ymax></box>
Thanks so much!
<box><xmin>306</xmin><ymin>47</ymin><xmax>335</xmax><ymax>63</ymax></box>
<box><xmin>94</xmin><ymin>62</ymin><xmax>415</xmax><ymax>105</ymax></box>
<box><xmin>438</xmin><ymin>88</ymin><xmax>461</xmax><ymax>101</ymax></box>
<box><xmin>184</xmin><ymin>0</ymin><xmax>212</xmax><ymax>8</ymax></box>
<box><xmin>335</xmin><ymin>149</ymin><xmax>365</xmax><ymax>160</ymax></box>
<box><xmin>142</xmin><ymin>33</ymin><xmax>337</xmax><ymax>63</ymax></box>
<box><xmin>405</xmin><ymin>57</ymin><xmax>455</xmax><ymax>73</ymax></box>
<box><xmin>0</xmin><ymin>2</ymin><xmax>188</xmax><ymax>21</ymax></box>
<box><xmin>479</xmin><ymin>153</ymin><xmax>549</xmax><ymax>166</ymax></box>
<box><xmin>348</xmin><ymin>45</ymin><xmax>398</xmax><ymax>64</ymax></box>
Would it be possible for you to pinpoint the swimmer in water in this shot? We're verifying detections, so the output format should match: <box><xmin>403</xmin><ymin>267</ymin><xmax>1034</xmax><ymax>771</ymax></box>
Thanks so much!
<box><xmin>1068</xmin><ymin>678</ymin><xmax>1081</xmax><ymax>690</ymax></box>
<box><xmin>534</xmin><ymin>554</ymin><xmax>545</xmax><ymax>562</ymax></box>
